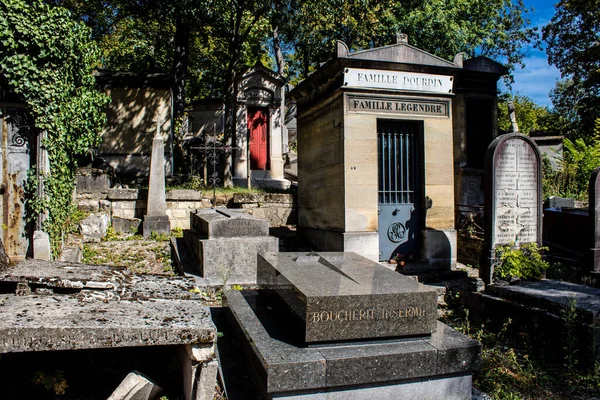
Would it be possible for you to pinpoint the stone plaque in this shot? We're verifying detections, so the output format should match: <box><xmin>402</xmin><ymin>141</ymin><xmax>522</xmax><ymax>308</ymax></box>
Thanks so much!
<box><xmin>344</xmin><ymin>68</ymin><xmax>453</xmax><ymax>94</ymax></box>
<box><xmin>492</xmin><ymin>139</ymin><xmax>539</xmax><ymax>246</ymax></box>
<box><xmin>257</xmin><ymin>252</ymin><xmax>438</xmax><ymax>343</ymax></box>
<box><xmin>347</xmin><ymin>95</ymin><xmax>448</xmax><ymax>117</ymax></box>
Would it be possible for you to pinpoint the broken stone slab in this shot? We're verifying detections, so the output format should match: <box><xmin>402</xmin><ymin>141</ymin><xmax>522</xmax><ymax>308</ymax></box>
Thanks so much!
<box><xmin>79</xmin><ymin>212</ymin><xmax>109</xmax><ymax>242</ymax></box>
<box><xmin>0</xmin><ymin>260</ymin><xmax>219</xmax><ymax>301</ymax></box>
<box><xmin>0</xmin><ymin>295</ymin><xmax>216</xmax><ymax>353</ymax></box>
<box><xmin>0</xmin><ymin>260</ymin><xmax>118</xmax><ymax>291</ymax></box>
<box><xmin>107</xmin><ymin>371</ymin><xmax>162</xmax><ymax>400</ymax></box>
<box><xmin>181</xmin><ymin>345</ymin><xmax>219</xmax><ymax>400</ymax></box>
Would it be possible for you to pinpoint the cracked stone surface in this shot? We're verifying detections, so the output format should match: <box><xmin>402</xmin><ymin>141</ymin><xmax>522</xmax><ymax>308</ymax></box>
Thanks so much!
<box><xmin>0</xmin><ymin>260</ymin><xmax>217</xmax><ymax>354</ymax></box>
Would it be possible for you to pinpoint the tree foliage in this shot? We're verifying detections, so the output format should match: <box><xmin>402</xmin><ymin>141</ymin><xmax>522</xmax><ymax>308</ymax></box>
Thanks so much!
<box><xmin>497</xmin><ymin>94</ymin><xmax>564</xmax><ymax>135</ymax></box>
<box><xmin>543</xmin><ymin>132</ymin><xmax>600</xmax><ymax>201</ymax></box>
<box><xmin>0</xmin><ymin>0</ymin><xmax>108</xmax><ymax>255</ymax></box>
<box><xmin>543</xmin><ymin>0</ymin><xmax>600</xmax><ymax>139</ymax></box>
<box><xmin>278</xmin><ymin>0</ymin><xmax>539</xmax><ymax>84</ymax></box>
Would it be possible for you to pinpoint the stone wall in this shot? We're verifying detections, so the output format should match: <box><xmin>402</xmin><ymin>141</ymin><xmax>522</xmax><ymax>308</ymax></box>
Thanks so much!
<box><xmin>231</xmin><ymin>193</ymin><xmax>297</xmax><ymax>226</ymax></box>
<box><xmin>78</xmin><ymin>188</ymin><xmax>296</xmax><ymax>231</ymax></box>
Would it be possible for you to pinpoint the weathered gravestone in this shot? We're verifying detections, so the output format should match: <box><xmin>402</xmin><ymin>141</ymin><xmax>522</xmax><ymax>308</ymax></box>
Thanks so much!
<box><xmin>546</xmin><ymin>195</ymin><xmax>575</xmax><ymax>209</ymax></box>
<box><xmin>143</xmin><ymin>122</ymin><xmax>171</xmax><ymax>237</ymax></box>
<box><xmin>481</xmin><ymin>133</ymin><xmax>542</xmax><ymax>283</ymax></box>
<box><xmin>224</xmin><ymin>252</ymin><xmax>481</xmax><ymax>399</ymax></box>
<box><xmin>184</xmin><ymin>209</ymin><xmax>278</xmax><ymax>284</ymax></box>
<box><xmin>588</xmin><ymin>167</ymin><xmax>600</xmax><ymax>276</ymax></box>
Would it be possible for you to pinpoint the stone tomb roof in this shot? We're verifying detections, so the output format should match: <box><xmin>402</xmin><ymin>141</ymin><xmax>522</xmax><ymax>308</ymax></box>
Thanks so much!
<box><xmin>289</xmin><ymin>39</ymin><xmax>508</xmax><ymax>103</ymax></box>
<box><xmin>336</xmin><ymin>39</ymin><xmax>459</xmax><ymax>68</ymax></box>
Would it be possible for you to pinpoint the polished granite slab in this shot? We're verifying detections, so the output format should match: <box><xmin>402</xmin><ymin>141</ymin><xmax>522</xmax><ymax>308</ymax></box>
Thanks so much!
<box><xmin>224</xmin><ymin>289</ymin><xmax>481</xmax><ymax>398</ymax></box>
<box><xmin>257</xmin><ymin>252</ymin><xmax>438</xmax><ymax>342</ymax></box>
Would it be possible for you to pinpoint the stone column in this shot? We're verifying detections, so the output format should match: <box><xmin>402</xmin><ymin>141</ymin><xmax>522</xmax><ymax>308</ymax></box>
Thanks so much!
<box><xmin>143</xmin><ymin>120</ymin><xmax>171</xmax><ymax>237</ymax></box>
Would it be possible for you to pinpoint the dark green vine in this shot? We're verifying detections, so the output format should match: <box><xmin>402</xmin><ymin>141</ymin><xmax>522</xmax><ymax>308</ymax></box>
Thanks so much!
<box><xmin>0</xmin><ymin>0</ymin><xmax>109</xmax><ymax>256</ymax></box>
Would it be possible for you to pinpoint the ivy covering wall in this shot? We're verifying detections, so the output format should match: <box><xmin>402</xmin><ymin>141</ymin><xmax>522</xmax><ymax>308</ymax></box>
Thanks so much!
<box><xmin>0</xmin><ymin>0</ymin><xmax>109</xmax><ymax>256</ymax></box>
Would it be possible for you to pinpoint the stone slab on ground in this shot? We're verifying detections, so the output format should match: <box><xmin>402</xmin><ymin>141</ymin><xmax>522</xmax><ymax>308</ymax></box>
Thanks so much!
<box><xmin>485</xmin><ymin>279</ymin><xmax>600</xmax><ymax>325</ymax></box>
<box><xmin>224</xmin><ymin>289</ymin><xmax>480</xmax><ymax>398</ymax></box>
<box><xmin>464</xmin><ymin>279</ymin><xmax>600</xmax><ymax>367</ymax></box>
<box><xmin>258</xmin><ymin>252</ymin><xmax>438</xmax><ymax>343</ymax></box>
<box><xmin>0</xmin><ymin>294</ymin><xmax>216</xmax><ymax>353</ymax></box>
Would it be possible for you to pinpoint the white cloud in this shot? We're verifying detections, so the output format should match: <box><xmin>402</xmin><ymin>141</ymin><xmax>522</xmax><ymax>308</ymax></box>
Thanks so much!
<box><xmin>498</xmin><ymin>0</ymin><xmax>562</xmax><ymax>106</ymax></box>
<box><xmin>501</xmin><ymin>52</ymin><xmax>561</xmax><ymax>107</ymax></box>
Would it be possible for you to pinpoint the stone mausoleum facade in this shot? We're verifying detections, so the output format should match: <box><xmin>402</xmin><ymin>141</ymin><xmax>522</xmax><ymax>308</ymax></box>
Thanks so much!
<box><xmin>189</xmin><ymin>63</ymin><xmax>289</xmax><ymax>189</ymax></box>
<box><xmin>290</xmin><ymin>36</ymin><xmax>506</xmax><ymax>267</ymax></box>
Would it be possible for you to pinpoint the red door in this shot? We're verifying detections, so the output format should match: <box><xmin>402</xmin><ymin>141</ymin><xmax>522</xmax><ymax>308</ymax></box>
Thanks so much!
<box><xmin>248</xmin><ymin>109</ymin><xmax>268</xmax><ymax>170</ymax></box>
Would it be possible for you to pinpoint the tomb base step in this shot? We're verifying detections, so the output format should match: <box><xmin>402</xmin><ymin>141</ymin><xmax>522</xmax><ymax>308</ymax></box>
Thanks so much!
<box><xmin>223</xmin><ymin>289</ymin><xmax>481</xmax><ymax>400</ymax></box>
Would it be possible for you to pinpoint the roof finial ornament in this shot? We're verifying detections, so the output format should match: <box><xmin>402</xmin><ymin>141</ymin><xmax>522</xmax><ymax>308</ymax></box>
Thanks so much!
<box><xmin>395</xmin><ymin>32</ymin><xmax>408</xmax><ymax>44</ymax></box>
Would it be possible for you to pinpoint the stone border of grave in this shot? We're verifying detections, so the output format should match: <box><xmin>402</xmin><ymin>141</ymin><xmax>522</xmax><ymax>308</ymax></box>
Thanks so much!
<box><xmin>481</xmin><ymin>133</ymin><xmax>542</xmax><ymax>284</ymax></box>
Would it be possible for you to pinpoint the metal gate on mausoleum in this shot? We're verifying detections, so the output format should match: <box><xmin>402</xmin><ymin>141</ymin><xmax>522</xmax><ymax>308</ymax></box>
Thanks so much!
<box><xmin>377</xmin><ymin>120</ymin><xmax>422</xmax><ymax>261</ymax></box>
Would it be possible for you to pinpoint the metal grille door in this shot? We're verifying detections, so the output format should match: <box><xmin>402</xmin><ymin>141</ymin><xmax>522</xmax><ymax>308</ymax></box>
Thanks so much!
<box><xmin>378</xmin><ymin>120</ymin><xmax>421</xmax><ymax>261</ymax></box>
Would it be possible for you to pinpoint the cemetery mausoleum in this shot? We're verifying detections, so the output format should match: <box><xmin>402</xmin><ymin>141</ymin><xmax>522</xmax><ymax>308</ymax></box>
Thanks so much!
<box><xmin>95</xmin><ymin>71</ymin><xmax>174</xmax><ymax>178</ymax></box>
<box><xmin>189</xmin><ymin>63</ymin><xmax>289</xmax><ymax>189</ymax></box>
<box><xmin>290</xmin><ymin>35</ymin><xmax>507</xmax><ymax>265</ymax></box>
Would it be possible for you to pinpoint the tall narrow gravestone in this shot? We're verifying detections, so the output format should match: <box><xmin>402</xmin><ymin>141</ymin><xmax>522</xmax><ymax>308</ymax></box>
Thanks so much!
<box><xmin>481</xmin><ymin>133</ymin><xmax>542</xmax><ymax>283</ymax></box>
<box><xmin>588</xmin><ymin>167</ymin><xmax>600</xmax><ymax>276</ymax></box>
<box><xmin>143</xmin><ymin>121</ymin><xmax>171</xmax><ymax>237</ymax></box>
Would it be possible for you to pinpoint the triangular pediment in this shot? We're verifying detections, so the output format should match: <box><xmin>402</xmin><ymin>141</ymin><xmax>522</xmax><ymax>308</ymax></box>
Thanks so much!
<box><xmin>336</xmin><ymin>40</ymin><xmax>457</xmax><ymax>68</ymax></box>
<box><xmin>240</xmin><ymin>61</ymin><xmax>285</xmax><ymax>87</ymax></box>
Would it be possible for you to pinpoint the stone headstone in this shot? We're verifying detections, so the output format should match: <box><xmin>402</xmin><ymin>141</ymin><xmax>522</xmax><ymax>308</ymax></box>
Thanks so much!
<box><xmin>258</xmin><ymin>252</ymin><xmax>438</xmax><ymax>343</ymax></box>
<box><xmin>143</xmin><ymin>124</ymin><xmax>171</xmax><ymax>237</ymax></box>
<box><xmin>481</xmin><ymin>133</ymin><xmax>542</xmax><ymax>283</ymax></box>
<box><xmin>546</xmin><ymin>195</ymin><xmax>575</xmax><ymax>209</ymax></box>
<box><xmin>589</xmin><ymin>167</ymin><xmax>600</xmax><ymax>274</ymax></box>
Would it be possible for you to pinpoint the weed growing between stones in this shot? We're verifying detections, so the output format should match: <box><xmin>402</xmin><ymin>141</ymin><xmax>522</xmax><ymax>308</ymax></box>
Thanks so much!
<box><xmin>492</xmin><ymin>242</ymin><xmax>549</xmax><ymax>281</ymax></box>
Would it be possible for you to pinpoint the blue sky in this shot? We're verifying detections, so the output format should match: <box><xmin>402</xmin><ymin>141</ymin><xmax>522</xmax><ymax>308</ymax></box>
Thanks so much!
<box><xmin>499</xmin><ymin>0</ymin><xmax>561</xmax><ymax>107</ymax></box>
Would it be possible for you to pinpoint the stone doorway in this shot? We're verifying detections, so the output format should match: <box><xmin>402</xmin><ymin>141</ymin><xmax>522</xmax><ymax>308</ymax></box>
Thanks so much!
<box><xmin>377</xmin><ymin>119</ymin><xmax>423</xmax><ymax>261</ymax></box>
<box><xmin>247</xmin><ymin>107</ymin><xmax>269</xmax><ymax>171</ymax></box>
